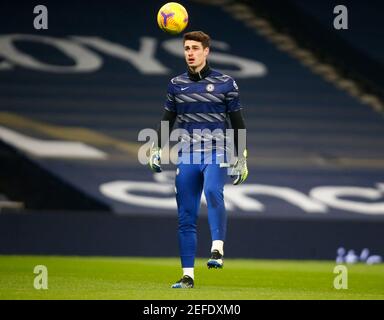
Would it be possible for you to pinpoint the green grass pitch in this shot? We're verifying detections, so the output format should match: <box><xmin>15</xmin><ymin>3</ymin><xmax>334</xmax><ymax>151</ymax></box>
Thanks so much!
<box><xmin>0</xmin><ymin>255</ymin><xmax>383</xmax><ymax>299</ymax></box>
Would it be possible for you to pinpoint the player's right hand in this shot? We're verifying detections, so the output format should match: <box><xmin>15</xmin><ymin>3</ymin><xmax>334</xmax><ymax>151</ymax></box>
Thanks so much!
<box><xmin>149</xmin><ymin>145</ymin><xmax>162</xmax><ymax>173</ymax></box>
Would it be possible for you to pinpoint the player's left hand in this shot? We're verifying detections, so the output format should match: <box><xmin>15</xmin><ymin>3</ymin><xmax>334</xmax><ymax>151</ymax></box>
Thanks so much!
<box><xmin>230</xmin><ymin>149</ymin><xmax>248</xmax><ymax>185</ymax></box>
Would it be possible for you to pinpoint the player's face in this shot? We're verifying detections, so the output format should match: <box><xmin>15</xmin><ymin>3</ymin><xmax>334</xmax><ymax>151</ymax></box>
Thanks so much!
<box><xmin>184</xmin><ymin>40</ymin><xmax>209</xmax><ymax>71</ymax></box>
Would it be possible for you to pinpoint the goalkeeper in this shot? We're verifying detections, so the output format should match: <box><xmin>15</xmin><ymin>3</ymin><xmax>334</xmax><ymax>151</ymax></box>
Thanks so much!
<box><xmin>149</xmin><ymin>31</ymin><xmax>248</xmax><ymax>289</ymax></box>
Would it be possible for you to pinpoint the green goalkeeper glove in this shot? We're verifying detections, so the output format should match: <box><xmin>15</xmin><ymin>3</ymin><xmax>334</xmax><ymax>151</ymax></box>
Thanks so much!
<box><xmin>230</xmin><ymin>149</ymin><xmax>248</xmax><ymax>185</ymax></box>
<box><xmin>148</xmin><ymin>144</ymin><xmax>162</xmax><ymax>173</ymax></box>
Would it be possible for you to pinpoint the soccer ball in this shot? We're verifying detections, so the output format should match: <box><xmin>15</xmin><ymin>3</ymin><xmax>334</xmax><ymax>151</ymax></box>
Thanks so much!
<box><xmin>157</xmin><ymin>2</ymin><xmax>189</xmax><ymax>35</ymax></box>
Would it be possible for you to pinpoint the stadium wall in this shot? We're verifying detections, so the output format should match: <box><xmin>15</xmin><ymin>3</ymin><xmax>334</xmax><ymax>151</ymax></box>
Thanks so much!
<box><xmin>1</xmin><ymin>210</ymin><xmax>383</xmax><ymax>260</ymax></box>
<box><xmin>0</xmin><ymin>141</ymin><xmax>110</xmax><ymax>211</ymax></box>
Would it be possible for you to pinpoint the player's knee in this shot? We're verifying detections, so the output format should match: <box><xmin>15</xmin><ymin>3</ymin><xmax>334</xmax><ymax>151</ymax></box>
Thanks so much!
<box><xmin>178</xmin><ymin>216</ymin><xmax>197</xmax><ymax>232</ymax></box>
<box><xmin>204</xmin><ymin>187</ymin><xmax>223</xmax><ymax>208</ymax></box>
<box><xmin>178</xmin><ymin>222</ymin><xmax>197</xmax><ymax>233</ymax></box>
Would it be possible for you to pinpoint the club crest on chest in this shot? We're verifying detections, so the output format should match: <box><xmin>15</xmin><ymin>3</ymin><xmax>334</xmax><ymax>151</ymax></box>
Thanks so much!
<box><xmin>206</xmin><ymin>84</ymin><xmax>215</xmax><ymax>92</ymax></box>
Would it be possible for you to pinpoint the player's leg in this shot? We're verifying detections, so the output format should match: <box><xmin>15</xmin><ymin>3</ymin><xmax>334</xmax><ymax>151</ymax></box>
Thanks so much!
<box><xmin>203</xmin><ymin>159</ymin><xmax>227</xmax><ymax>269</ymax></box>
<box><xmin>172</xmin><ymin>160</ymin><xmax>203</xmax><ymax>288</ymax></box>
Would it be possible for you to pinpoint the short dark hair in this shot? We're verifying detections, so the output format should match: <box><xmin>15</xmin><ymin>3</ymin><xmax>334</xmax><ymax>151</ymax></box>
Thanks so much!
<box><xmin>183</xmin><ymin>31</ymin><xmax>210</xmax><ymax>48</ymax></box>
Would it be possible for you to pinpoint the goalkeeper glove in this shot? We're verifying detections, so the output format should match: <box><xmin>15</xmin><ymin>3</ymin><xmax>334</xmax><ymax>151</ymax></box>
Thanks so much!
<box><xmin>148</xmin><ymin>144</ymin><xmax>162</xmax><ymax>173</ymax></box>
<box><xmin>230</xmin><ymin>149</ymin><xmax>248</xmax><ymax>185</ymax></box>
